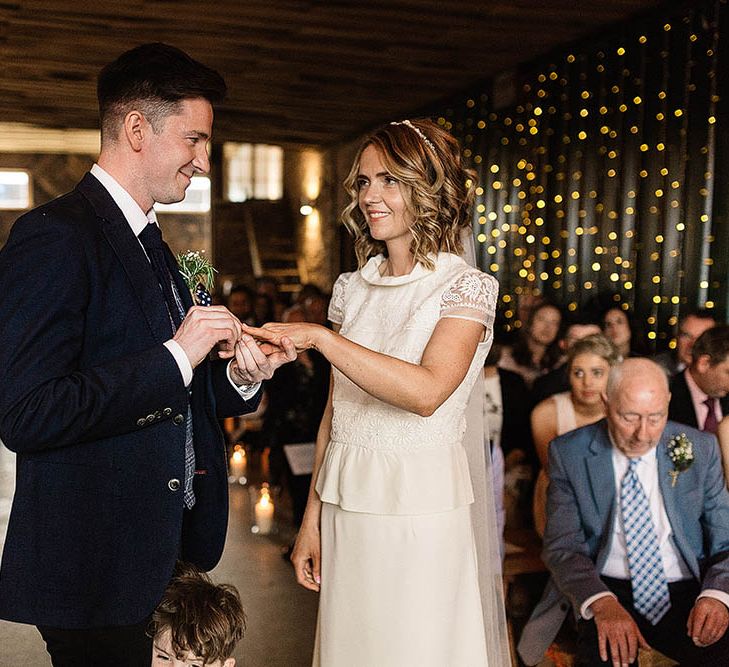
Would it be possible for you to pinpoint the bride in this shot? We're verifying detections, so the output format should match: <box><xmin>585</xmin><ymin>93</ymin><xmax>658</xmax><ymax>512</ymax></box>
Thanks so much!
<box><xmin>246</xmin><ymin>118</ymin><xmax>510</xmax><ymax>666</ymax></box>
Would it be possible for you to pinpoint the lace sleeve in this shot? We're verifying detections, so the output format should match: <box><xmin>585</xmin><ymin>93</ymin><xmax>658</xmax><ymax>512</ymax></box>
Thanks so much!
<box><xmin>439</xmin><ymin>270</ymin><xmax>498</xmax><ymax>333</ymax></box>
<box><xmin>327</xmin><ymin>272</ymin><xmax>354</xmax><ymax>325</ymax></box>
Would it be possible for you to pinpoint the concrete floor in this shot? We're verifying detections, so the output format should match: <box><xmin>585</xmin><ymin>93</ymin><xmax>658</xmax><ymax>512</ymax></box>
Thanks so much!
<box><xmin>0</xmin><ymin>444</ymin><xmax>318</xmax><ymax>666</ymax></box>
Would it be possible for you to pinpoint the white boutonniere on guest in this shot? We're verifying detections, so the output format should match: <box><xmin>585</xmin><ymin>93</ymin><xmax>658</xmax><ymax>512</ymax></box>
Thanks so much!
<box><xmin>667</xmin><ymin>432</ymin><xmax>694</xmax><ymax>487</ymax></box>
<box><xmin>176</xmin><ymin>250</ymin><xmax>217</xmax><ymax>306</ymax></box>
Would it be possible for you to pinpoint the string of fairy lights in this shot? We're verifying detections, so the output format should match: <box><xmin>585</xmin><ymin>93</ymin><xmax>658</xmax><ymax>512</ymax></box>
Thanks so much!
<box><xmin>435</xmin><ymin>0</ymin><xmax>724</xmax><ymax>349</ymax></box>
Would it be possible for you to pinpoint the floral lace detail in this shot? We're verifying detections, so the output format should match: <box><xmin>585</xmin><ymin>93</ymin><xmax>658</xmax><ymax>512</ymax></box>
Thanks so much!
<box><xmin>439</xmin><ymin>269</ymin><xmax>498</xmax><ymax>329</ymax></box>
<box><xmin>328</xmin><ymin>271</ymin><xmax>355</xmax><ymax>325</ymax></box>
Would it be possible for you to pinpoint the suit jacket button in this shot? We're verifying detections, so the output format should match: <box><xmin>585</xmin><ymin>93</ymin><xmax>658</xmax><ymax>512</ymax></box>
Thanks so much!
<box><xmin>173</xmin><ymin>414</ymin><xmax>184</xmax><ymax>425</ymax></box>
<box><xmin>136</xmin><ymin>418</ymin><xmax>146</xmax><ymax>427</ymax></box>
<box><xmin>560</xmin><ymin>602</ymin><xmax>569</xmax><ymax>612</ymax></box>
<box><xmin>146</xmin><ymin>414</ymin><xmax>155</xmax><ymax>423</ymax></box>
<box><xmin>168</xmin><ymin>478</ymin><xmax>180</xmax><ymax>491</ymax></box>
<box><xmin>163</xmin><ymin>408</ymin><xmax>172</xmax><ymax>416</ymax></box>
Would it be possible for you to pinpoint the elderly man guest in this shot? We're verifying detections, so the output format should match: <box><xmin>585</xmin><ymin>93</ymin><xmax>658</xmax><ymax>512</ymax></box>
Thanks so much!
<box><xmin>0</xmin><ymin>44</ymin><xmax>295</xmax><ymax>666</ymax></box>
<box><xmin>668</xmin><ymin>324</ymin><xmax>729</xmax><ymax>434</ymax></box>
<box><xmin>518</xmin><ymin>358</ymin><xmax>729</xmax><ymax>666</ymax></box>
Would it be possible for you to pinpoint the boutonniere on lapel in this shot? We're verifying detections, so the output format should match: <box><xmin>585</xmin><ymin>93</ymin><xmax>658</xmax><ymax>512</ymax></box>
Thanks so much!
<box><xmin>176</xmin><ymin>250</ymin><xmax>217</xmax><ymax>306</ymax></box>
<box><xmin>667</xmin><ymin>433</ymin><xmax>694</xmax><ymax>487</ymax></box>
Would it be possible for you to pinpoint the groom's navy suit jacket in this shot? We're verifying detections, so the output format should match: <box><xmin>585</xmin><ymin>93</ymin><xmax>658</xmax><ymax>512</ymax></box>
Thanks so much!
<box><xmin>518</xmin><ymin>419</ymin><xmax>729</xmax><ymax>665</ymax></box>
<box><xmin>0</xmin><ymin>173</ymin><xmax>259</xmax><ymax>628</ymax></box>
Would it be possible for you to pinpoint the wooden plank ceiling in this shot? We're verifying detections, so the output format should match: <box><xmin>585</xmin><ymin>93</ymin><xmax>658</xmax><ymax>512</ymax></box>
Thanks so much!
<box><xmin>0</xmin><ymin>0</ymin><xmax>666</xmax><ymax>147</ymax></box>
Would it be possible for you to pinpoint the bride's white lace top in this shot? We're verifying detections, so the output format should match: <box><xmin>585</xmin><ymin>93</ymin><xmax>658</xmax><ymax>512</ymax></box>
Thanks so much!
<box><xmin>316</xmin><ymin>252</ymin><xmax>498</xmax><ymax>514</ymax></box>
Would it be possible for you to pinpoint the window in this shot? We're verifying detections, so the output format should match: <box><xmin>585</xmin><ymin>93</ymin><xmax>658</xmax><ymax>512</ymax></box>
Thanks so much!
<box><xmin>154</xmin><ymin>176</ymin><xmax>211</xmax><ymax>214</ymax></box>
<box><xmin>224</xmin><ymin>143</ymin><xmax>283</xmax><ymax>202</ymax></box>
<box><xmin>0</xmin><ymin>170</ymin><xmax>31</xmax><ymax>210</ymax></box>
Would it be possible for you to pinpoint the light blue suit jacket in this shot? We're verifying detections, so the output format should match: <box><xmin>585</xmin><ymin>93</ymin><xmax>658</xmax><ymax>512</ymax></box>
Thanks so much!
<box><xmin>518</xmin><ymin>419</ymin><xmax>729</xmax><ymax>666</ymax></box>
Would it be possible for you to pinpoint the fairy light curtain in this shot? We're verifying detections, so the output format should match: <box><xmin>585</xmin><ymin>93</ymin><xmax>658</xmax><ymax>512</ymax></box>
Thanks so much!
<box><xmin>434</xmin><ymin>0</ymin><xmax>724</xmax><ymax>350</ymax></box>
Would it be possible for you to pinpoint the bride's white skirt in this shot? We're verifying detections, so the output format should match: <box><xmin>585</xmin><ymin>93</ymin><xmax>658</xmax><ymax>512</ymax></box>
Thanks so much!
<box><xmin>313</xmin><ymin>502</ymin><xmax>488</xmax><ymax>667</ymax></box>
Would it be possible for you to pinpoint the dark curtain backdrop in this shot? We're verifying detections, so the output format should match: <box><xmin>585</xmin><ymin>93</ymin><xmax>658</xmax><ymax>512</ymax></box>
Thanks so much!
<box><xmin>430</xmin><ymin>0</ymin><xmax>726</xmax><ymax>350</ymax></box>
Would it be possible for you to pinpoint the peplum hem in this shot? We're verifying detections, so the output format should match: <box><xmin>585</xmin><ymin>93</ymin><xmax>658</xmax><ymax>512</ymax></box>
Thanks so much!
<box><xmin>315</xmin><ymin>440</ymin><xmax>474</xmax><ymax>515</ymax></box>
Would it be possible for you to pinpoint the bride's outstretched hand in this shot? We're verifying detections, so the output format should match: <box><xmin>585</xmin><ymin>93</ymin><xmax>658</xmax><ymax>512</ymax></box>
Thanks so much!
<box><xmin>291</xmin><ymin>522</ymin><xmax>321</xmax><ymax>592</ymax></box>
<box><xmin>242</xmin><ymin>322</ymin><xmax>324</xmax><ymax>353</ymax></box>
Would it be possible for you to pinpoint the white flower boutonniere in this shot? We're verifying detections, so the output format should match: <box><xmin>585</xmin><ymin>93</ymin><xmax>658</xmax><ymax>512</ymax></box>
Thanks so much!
<box><xmin>176</xmin><ymin>250</ymin><xmax>217</xmax><ymax>306</ymax></box>
<box><xmin>667</xmin><ymin>432</ymin><xmax>694</xmax><ymax>487</ymax></box>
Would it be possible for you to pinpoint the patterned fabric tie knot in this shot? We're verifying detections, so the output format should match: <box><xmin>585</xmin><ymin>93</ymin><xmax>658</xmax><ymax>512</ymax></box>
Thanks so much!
<box><xmin>620</xmin><ymin>457</ymin><xmax>671</xmax><ymax>625</ymax></box>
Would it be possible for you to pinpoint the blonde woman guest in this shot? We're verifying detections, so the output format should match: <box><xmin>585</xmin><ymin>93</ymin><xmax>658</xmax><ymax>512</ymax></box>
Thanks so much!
<box><xmin>531</xmin><ymin>334</ymin><xmax>619</xmax><ymax>536</ymax></box>
<box><xmin>245</xmin><ymin>119</ymin><xmax>509</xmax><ymax>666</ymax></box>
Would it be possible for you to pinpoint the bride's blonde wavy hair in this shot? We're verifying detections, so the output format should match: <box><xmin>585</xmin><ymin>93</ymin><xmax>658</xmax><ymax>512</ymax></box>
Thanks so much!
<box><xmin>342</xmin><ymin>118</ymin><xmax>477</xmax><ymax>270</ymax></box>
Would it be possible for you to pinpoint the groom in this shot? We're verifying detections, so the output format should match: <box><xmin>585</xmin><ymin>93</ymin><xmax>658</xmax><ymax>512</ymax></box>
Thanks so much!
<box><xmin>0</xmin><ymin>43</ymin><xmax>295</xmax><ymax>665</ymax></box>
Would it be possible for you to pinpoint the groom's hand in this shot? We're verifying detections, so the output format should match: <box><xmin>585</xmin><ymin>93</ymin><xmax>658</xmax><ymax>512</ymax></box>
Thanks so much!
<box><xmin>229</xmin><ymin>332</ymin><xmax>297</xmax><ymax>385</ymax></box>
<box><xmin>174</xmin><ymin>306</ymin><xmax>242</xmax><ymax>368</ymax></box>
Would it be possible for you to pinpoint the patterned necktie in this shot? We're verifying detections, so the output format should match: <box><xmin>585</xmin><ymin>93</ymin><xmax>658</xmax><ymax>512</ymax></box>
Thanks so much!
<box><xmin>138</xmin><ymin>221</ymin><xmax>196</xmax><ymax>509</ymax></box>
<box><xmin>703</xmin><ymin>397</ymin><xmax>719</xmax><ymax>434</ymax></box>
<box><xmin>620</xmin><ymin>458</ymin><xmax>671</xmax><ymax>625</ymax></box>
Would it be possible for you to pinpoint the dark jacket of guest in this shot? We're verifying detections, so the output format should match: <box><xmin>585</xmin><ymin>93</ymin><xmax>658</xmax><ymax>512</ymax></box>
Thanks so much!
<box><xmin>0</xmin><ymin>174</ymin><xmax>259</xmax><ymax>629</ymax></box>
<box><xmin>531</xmin><ymin>362</ymin><xmax>569</xmax><ymax>407</ymax></box>
<box><xmin>498</xmin><ymin>368</ymin><xmax>536</xmax><ymax>468</ymax></box>
<box><xmin>669</xmin><ymin>369</ymin><xmax>729</xmax><ymax>429</ymax></box>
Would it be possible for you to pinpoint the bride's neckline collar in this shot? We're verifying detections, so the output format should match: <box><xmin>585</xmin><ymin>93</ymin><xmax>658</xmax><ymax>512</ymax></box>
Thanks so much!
<box><xmin>359</xmin><ymin>252</ymin><xmax>458</xmax><ymax>286</ymax></box>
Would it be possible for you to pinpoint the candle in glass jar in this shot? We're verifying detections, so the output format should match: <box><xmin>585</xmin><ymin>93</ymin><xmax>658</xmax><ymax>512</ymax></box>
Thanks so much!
<box><xmin>229</xmin><ymin>447</ymin><xmax>247</xmax><ymax>479</ymax></box>
<box><xmin>254</xmin><ymin>492</ymin><xmax>274</xmax><ymax>535</ymax></box>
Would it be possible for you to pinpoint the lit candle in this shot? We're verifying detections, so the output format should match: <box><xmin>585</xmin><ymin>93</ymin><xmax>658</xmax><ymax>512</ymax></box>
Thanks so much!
<box><xmin>229</xmin><ymin>446</ymin><xmax>247</xmax><ymax>481</ymax></box>
<box><xmin>254</xmin><ymin>490</ymin><xmax>274</xmax><ymax>535</ymax></box>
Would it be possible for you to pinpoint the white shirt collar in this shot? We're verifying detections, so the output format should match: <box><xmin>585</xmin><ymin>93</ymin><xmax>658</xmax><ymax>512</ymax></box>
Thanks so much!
<box><xmin>90</xmin><ymin>163</ymin><xmax>154</xmax><ymax>236</ymax></box>
<box><xmin>607</xmin><ymin>429</ymin><xmax>658</xmax><ymax>469</ymax></box>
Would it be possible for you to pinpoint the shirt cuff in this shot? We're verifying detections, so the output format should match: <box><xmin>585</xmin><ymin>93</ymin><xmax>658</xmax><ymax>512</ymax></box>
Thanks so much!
<box><xmin>580</xmin><ymin>591</ymin><xmax>618</xmax><ymax>620</ymax></box>
<box><xmin>164</xmin><ymin>339</ymin><xmax>193</xmax><ymax>387</ymax></box>
<box><xmin>227</xmin><ymin>360</ymin><xmax>262</xmax><ymax>400</ymax></box>
<box><xmin>698</xmin><ymin>589</ymin><xmax>729</xmax><ymax>611</ymax></box>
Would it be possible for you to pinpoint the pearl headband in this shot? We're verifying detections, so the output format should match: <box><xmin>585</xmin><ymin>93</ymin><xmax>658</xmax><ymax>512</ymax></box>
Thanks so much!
<box><xmin>390</xmin><ymin>119</ymin><xmax>436</xmax><ymax>153</ymax></box>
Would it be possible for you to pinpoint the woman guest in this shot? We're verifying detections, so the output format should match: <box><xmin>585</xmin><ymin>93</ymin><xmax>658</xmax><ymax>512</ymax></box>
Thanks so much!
<box><xmin>499</xmin><ymin>300</ymin><xmax>564</xmax><ymax>388</ymax></box>
<box><xmin>601</xmin><ymin>304</ymin><xmax>647</xmax><ymax>361</ymax></box>
<box><xmin>245</xmin><ymin>119</ymin><xmax>509</xmax><ymax>666</ymax></box>
<box><xmin>531</xmin><ymin>334</ymin><xmax>618</xmax><ymax>536</ymax></box>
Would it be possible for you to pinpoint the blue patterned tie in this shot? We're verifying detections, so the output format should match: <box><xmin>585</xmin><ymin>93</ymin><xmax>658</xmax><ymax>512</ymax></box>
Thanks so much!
<box><xmin>139</xmin><ymin>220</ymin><xmax>196</xmax><ymax>509</ymax></box>
<box><xmin>620</xmin><ymin>458</ymin><xmax>670</xmax><ymax>624</ymax></box>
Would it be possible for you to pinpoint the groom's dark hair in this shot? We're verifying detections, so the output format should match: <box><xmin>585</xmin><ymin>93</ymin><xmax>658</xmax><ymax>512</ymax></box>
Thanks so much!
<box><xmin>97</xmin><ymin>42</ymin><xmax>227</xmax><ymax>142</ymax></box>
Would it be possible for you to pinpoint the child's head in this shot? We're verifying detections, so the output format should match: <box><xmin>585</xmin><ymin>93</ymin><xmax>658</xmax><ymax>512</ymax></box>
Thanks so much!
<box><xmin>150</xmin><ymin>562</ymin><xmax>246</xmax><ymax>667</ymax></box>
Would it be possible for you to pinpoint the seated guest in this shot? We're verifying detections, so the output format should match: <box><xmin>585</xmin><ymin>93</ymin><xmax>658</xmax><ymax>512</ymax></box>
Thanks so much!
<box><xmin>518</xmin><ymin>358</ymin><xmax>729</xmax><ymax>666</ymax></box>
<box><xmin>482</xmin><ymin>343</ymin><xmax>535</xmax><ymax>541</ymax></box>
<box><xmin>263</xmin><ymin>304</ymin><xmax>330</xmax><ymax>528</ymax></box>
<box><xmin>654</xmin><ymin>309</ymin><xmax>717</xmax><ymax>377</ymax></box>
<box><xmin>532</xmin><ymin>314</ymin><xmax>602</xmax><ymax>405</ymax></box>
<box><xmin>668</xmin><ymin>324</ymin><xmax>729</xmax><ymax>433</ymax></box>
<box><xmin>499</xmin><ymin>300</ymin><xmax>564</xmax><ymax>388</ymax></box>
<box><xmin>601</xmin><ymin>305</ymin><xmax>647</xmax><ymax>361</ymax></box>
<box><xmin>150</xmin><ymin>562</ymin><xmax>246</xmax><ymax>667</ymax></box>
<box><xmin>255</xmin><ymin>275</ymin><xmax>286</xmax><ymax>321</ymax></box>
<box><xmin>226</xmin><ymin>284</ymin><xmax>256</xmax><ymax>326</ymax></box>
<box><xmin>531</xmin><ymin>334</ymin><xmax>618</xmax><ymax>537</ymax></box>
